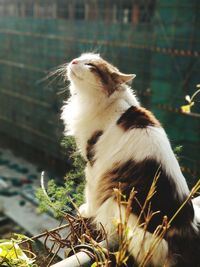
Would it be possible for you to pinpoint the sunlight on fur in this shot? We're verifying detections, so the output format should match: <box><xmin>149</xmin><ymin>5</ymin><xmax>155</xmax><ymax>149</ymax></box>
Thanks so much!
<box><xmin>61</xmin><ymin>53</ymin><xmax>200</xmax><ymax>267</ymax></box>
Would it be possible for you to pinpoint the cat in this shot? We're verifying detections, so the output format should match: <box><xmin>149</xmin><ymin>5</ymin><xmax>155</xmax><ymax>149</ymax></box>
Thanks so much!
<box><xmin>61</xmin><ymin>53</ymin><xmax>200</xmax><ymax>267</ymax></box>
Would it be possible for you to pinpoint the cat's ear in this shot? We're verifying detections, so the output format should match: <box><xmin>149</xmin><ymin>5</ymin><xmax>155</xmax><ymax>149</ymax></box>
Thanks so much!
<box><xmin>119</xmin><ymin>73</ymin><xmax>136</xmax><ymax>83</ymax></box>
<box><xmin>111</xmin><ymin>72</ymin><xmax>136</xmax><ymax>84</ymax></box>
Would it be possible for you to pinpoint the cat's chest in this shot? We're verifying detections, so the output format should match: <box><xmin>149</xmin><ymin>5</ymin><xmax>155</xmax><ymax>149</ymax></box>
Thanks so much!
<box><xmin>77</xmin><ymin>113</ymin><xmax>124</xmax><ymax>160</ymax></box>
<box><xmin>75</xmin><ymin>99</ymin><xmax>132</xmax><ymax>164</ymax></box>
<box><xmin>83</xmin><ymin>122</ymin><xmax>127</xmax><ymax>175</ymax></box>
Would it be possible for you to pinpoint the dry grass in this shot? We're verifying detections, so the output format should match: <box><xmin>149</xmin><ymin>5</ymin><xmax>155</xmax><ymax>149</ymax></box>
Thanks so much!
<box><xmin>16</xmin><ymin>175</ymin><xmax>200</xmax><ymax>267</ymax></box>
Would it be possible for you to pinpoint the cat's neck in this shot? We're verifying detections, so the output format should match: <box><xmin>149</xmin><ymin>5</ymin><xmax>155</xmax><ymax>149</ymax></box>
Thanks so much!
<box><xmin>70</xmin><ymin>83</ymin><xmax>140</xmax><ymax>115</ymax></box>
<box><xmin>62</xmin><ymin>84</ymin><xmax>140</xmax><ymax>158</ymax></box>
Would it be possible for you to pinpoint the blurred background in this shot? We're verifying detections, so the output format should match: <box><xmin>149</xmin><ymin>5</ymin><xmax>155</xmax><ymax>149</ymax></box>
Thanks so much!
<box><xmin>0</xmin><ymin>0</ymin><xmax>199</xmax><ymax>263</ymax></box>
<box><xmin>0</xmin><ymin>0</ymin><xmax>199</xmax><ymax>183</ymax></box>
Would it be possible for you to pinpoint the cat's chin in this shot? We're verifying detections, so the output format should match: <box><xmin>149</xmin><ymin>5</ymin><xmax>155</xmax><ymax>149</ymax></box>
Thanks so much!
<box><xmin>68</xmin><ymin>68</ymin><xmax>83</xmax><ymax>81</ymax></box>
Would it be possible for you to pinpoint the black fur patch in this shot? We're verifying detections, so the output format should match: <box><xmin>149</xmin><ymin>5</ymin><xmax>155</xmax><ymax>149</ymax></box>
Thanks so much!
<box><xmin>98</xmin><ymin>159</ymin><xmax>194</xmax><ymax>233</ymax></box>
<box><xmin>86</xmin><ymin>130</ymin><xmax>103</xmax><ymax>166</ymax></box>
<box><xmin>167</xmin><ymin>225</ymin><xmax>200</xmax><ymax>267</ymax></box>
<box><xmin>117</xmin><ymin>106</ymin><xmax>161</xmax><ymax>130</ymax></box>
<box><xmin>97</xmin><ymin>158</ymin><xmax>200</xmax><ymax>265</ymax></box>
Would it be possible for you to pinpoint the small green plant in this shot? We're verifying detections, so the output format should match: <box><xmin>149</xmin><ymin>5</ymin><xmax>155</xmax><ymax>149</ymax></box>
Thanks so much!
<box><xmin>181</xmin><ymin>84</ymin><xmax>200</xmax><ymax>113</ymax></box>
<box><xmin>0</xmin><ymin>234</ymin><xmax>37</xmax><ymax>267</ymax></box>
<box><xmin>173</xmin><ymin>145</ymin><xmax>183</xmax><ymax>161</ymax></box>
<box><xmin>35</xmin><ymin>167</ymin><xmax>200</xmax><ymax>266</ymax></box>
<box><xmin>36</xmin><ymin>136</ymin><xmax>85</xmax><ymax>217</ymax></box>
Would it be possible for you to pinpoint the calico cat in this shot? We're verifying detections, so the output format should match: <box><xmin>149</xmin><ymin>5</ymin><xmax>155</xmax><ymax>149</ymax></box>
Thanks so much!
<box><xmin>61</xmin><ymin>53</ymin><xmax>200</xmax><ymax>266</ymax></box>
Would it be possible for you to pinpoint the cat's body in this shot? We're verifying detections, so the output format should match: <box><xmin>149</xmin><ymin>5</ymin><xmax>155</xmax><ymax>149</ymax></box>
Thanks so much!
<box><xmin>62</xmin><ymin>53</ymin><xmax>200</xmax><ymax>266</ymax></box>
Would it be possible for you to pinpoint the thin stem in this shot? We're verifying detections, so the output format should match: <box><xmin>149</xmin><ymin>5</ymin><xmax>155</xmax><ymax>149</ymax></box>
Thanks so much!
<box><xmin>169</xmin><ymin>179</ymin><xmax>200</xmax><ymax>226</ymax></box>
<box><xmin>190</xmin><ymin>88</ymin><xmax>200</xmax><ymax>102</ymax></box>
<box><xmin>19</xmin><ymin>223</ymin><xmax>70</xmax><ymax>245</ymax></box>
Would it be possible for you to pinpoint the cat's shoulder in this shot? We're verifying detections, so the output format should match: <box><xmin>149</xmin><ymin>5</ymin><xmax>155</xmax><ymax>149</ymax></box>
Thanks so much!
<box><xmin>117</xmin><ymin>105</ymin><xmax>161</xmax><ymax>131</ymax></box>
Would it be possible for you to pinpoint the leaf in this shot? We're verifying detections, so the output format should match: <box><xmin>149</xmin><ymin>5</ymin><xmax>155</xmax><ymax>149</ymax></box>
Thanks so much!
<box><xmin>0</xmin><ymin>239</ymin><xmax>10</xmax><ymax>244</ymax></box>
<box><xmin>91</xmin><ymin>262</ymin><xmax>103</xmax><ymax>267</ymax></box>
<box><xmin>0</xmin><ymin>241</ymin><xmax>35</xmax><ymax>266</ymax></box>
<box><xmin>12</xmin><ymin>234</ymin><xmax>32</xmax><ymax>243</ymax></box>
<box><xmin>180</xmin><ymin>102</ymin><xmax>194</xmax><ymax>113</ymax></box>
<box><xmin>181</xmin><ymin>104</ymin><xmax>191</xmax><ymax>113</ymax></box>
<box><xmin>0</xmin><ymin>242</ymin><xmax>27</xmax><ymax>260</ymax></box>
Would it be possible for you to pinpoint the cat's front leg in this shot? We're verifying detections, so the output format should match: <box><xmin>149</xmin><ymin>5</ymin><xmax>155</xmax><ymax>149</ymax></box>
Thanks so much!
<box><xmin>78</xmin><ymin>179</ymin><xmax>93</xmax><ymax>218</ymax></box>
<box><xmin>78</xmin><ymin>202</ymin><xmax>91</xmax><ymax>218</ymax></box>
<box><xmin>78</xmin><ymin>166</ymin><xmax>97</xmax><ymax>218</ymax></box>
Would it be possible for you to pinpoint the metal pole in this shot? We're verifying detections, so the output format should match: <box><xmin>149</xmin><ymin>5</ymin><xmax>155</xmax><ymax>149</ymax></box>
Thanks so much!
<box><xmin>50</xmin><ymin>240</ymin><xmax>113</xmax><ymax>267</ymax></box>
<box><xmin>50</xmin><ymin>250</ymin><xmax>93</xmax><ymax>267</ymax></box>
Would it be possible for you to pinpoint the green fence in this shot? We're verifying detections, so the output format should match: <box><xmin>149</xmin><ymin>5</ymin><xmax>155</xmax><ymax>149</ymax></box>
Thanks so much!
<box><xmin>0</xmin><ymin>0</ymin><xmax>199</xmax><ymax>183</ymax></box>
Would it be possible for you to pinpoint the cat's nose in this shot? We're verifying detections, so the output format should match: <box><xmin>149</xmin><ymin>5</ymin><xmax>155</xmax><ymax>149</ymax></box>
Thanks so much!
<box><xmin>71</xmin><ymin>59</ymin><xmax>78</xmax><ymax>65</ymax></box>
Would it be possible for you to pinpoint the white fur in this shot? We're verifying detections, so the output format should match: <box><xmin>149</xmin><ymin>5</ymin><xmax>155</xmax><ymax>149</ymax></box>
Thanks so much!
<box><xmin>61</xmin><ymin>53</ymin><xmax>194</xmax><ymax>266</ymax></box>
<box><xmin>192</xmin><ymin>196</ymin><xmax>200</xmax><ymax>223</ymax></box>
<box><xmin>95</xmin><ymin>198</ymin><xmax>168</xmax><ymax>266</ymax></box>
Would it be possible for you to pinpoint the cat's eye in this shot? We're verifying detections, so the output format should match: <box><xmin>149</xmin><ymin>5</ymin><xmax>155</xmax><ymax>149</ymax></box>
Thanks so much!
<box><xmin>85</xmin><ymin>63</ymin><xmax>97</xmax><ymax>69</ymax></box>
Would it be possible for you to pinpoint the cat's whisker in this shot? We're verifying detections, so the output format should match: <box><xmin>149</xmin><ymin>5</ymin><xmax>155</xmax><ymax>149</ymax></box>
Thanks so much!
<box><xmin>46</xmin><ymin>75</ymin><xmax>60</xmax><ymax>87</ymax></box>
<box><xmin>38</xmin><ymin>63</ymin><xmax>69</xmax><ymax>84</ymax></box>
<box><xmin>56</xmin><ymin>87</ymin><xmax>69</xmax><ymax>95</ymax></box>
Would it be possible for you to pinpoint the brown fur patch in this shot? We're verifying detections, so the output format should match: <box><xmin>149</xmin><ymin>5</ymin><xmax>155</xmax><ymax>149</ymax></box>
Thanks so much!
<box><xmin>97</xmin><ymin>159</ymin><xmax>193</xmax><ymax>233</ymax></box>
<box><xmin>117</xmin><ymin>106</ymin><xmax>161</xmax><ymax>130</ymax></box>
<box><xmin>88</xmin><ymin>59</ymin><xmax>119</xmax><ymax>95</ymax></box>
<box><xmin>86</xmin><ymin>130</ymin><xmax>103</xmax><ymax>166</ymax></box>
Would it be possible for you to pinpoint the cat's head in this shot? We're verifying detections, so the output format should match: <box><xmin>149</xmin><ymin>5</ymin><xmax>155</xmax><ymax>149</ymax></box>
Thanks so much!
<box><xmin>67</xmin><ymin>53</ymin><xmax>136</xmax><ymax>96</ymax></box>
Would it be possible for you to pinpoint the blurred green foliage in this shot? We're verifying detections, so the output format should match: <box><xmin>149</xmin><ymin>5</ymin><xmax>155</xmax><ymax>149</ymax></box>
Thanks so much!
<box><xmin>36</xmin><ymin>136</ymin><xmax>85</xmax><ymax>217</ymax></box>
